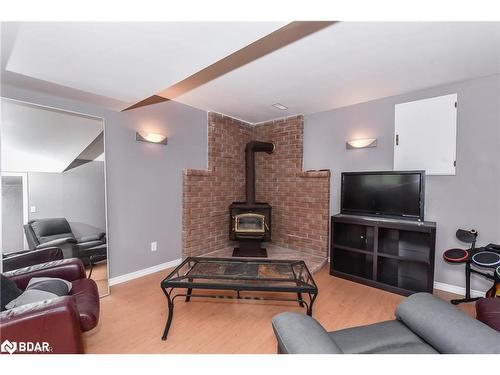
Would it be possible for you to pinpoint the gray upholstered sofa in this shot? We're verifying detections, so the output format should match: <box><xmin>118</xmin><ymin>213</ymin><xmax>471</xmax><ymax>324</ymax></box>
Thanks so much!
<box><xmin>272</xmin><ymin>293</ymin><xmax>500</xmax><ymax>354</ymax></box>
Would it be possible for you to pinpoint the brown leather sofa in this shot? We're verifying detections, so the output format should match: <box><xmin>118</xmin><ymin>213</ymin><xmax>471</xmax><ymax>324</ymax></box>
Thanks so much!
<box><xmin>476</xmin><ymin>298</ymin><xmax>500</xmax><ymax>332</ymax></box>
<box><xmin>0</xmin><ymin>258</ymin><xmax>100</xmax><ymax>354</ymax></box>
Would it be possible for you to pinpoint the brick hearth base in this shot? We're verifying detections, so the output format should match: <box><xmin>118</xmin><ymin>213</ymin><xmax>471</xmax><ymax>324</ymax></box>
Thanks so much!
<box><xmin>201</xmin><ymin>244</ymin><xmax>327</xmax><ymax>274</ymax></box>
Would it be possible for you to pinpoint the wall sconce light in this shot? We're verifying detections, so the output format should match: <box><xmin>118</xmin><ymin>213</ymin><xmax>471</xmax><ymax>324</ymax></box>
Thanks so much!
<box><xmin>136</xmin><ymin>131</ymin><xmax>168</xmax><ymax>145</ymax></box>
<box><xmin>346</xmin><ymin>138</ymin><xmax>377</xmax><ymax>150</ymax></box>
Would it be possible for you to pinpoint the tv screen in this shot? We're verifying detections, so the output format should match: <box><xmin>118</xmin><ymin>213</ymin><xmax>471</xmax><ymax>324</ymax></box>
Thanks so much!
<box><xmin>341</xmin><ymin>171</ymin><xmax>425</xmax><ymax>220</ymax></box>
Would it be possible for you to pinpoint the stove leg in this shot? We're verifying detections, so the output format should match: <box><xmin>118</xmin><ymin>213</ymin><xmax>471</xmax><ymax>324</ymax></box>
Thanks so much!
<box><xmin>232</xmin><ymin>240</ymin><xmax>268</xmax><ymax>257</ymax></box>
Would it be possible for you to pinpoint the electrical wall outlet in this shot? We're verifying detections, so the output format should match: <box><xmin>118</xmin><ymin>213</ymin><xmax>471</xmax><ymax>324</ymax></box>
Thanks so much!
<box><xmin>30</xmin><ymin>206</ymin><xmax>37</xmax><ymax>213</ymax></box>
<box><xmin>150</xmin><ymin>241</ymin><xmax>157</xmax><ymax>252</ymax></box>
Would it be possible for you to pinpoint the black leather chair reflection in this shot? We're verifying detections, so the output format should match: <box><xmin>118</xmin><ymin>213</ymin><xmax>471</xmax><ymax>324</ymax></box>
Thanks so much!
<box><xmin>23</xmin><ymin>218</ymin><xmax>106</xmax><ymax>265</ymax></box>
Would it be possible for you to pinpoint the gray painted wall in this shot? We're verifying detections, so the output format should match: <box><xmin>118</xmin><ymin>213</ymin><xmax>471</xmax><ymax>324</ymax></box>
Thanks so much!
<box><xmin>28</xmin><ymin>172</ymin><xmax>64</xmax><ymax>219</ymax></box>
<box><xmin>5</xmin><ymin>75</ymin><xmax>497</xmax><ymax>291</ymax></box>
<box><xmin>304</xmin><ymin>74</ymin><xmax>500</xmax><ymax>292</ymax></box>
<box><xmin>28</xmin><ymin>161</ymin><xmax>106</xmax><ymax>236</ymax></box>
<box><xmin>61</xmin><ymin>161</ymin><xmax>106</xmax><ymax>231</ymax></box>
<box><xmin>1</xmin><ymin>85</ymin><xmax>208</xmax><ymax>278</ymax></box>
<box><xmin>1</xmin><ymin>177</ymin><xmax>24</xmax><ymax>252</ymax></box>
<box><xmin>107</xmin><ymin>103</ymin><xmax>207</xmax><ymax>277</ymax></box>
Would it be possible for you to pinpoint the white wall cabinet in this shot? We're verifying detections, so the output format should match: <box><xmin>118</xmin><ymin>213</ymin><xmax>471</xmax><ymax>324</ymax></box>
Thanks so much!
<box><xmin>394</xmin><ymin>93</ymin><xmax>457</xmax><ymax>175</ymax></box>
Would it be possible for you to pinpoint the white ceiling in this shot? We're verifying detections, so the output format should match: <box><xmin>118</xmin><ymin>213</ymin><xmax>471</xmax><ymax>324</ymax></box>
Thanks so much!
<box><xmin>1</xmin><ymin>99</ymin><xmax>103</xmax><ymax>173</ymax></box>
<box><xmin>2</xmin><ymin>22</ymin><xmax>499</xmax><ymax>123</ymax></box>
<box><xmin>174</xmin><ymin>22</ymin><xmax>500</xmax><ymax>123</ymax></box>
<box><xmin>3</xmin><ymin>22</ymin><xmax>286</xmax><ymax>105</ymax></box>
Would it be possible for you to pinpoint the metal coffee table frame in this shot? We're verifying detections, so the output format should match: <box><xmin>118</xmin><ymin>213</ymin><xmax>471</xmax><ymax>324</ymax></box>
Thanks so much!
<box><xmin>160</xmin><ymin>257</ymin><xmax>318</xmax><ymax>341</ymax></box>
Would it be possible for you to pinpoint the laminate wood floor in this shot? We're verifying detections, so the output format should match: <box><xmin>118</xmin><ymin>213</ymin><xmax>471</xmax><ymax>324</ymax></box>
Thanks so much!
<box><xmin>86</xmin><ymin>261</ymin><xmax>109</xmax><ymax>297</ymax></box>
<box><xmin>84</xmin><ymin>266</ymin><xmax>475</xmax><ymax>354</ymax></box>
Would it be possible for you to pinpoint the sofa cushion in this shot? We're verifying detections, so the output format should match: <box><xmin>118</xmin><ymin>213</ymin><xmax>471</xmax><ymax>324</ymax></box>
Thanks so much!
<box><xmin>30</xmin><ymin>218</ymin><xmax>75</xmax><ymax>244</ymax></box>
<box><xmin>1</xmin><ymin>275</ymin><xmax>23</xmax><ymax>311</ymax></box>
<box><xmin>70</xmin><ymin>278</ymin><xmax>100</xmax><ymax>331</ymax></box>
<box><xmin>476</xmin><ymin>298</ymin><xmax>500</xmax><ymax>332</ymax></box>
<box><xmin>368</xmin><ymin>342</ymin><xmax>438</xmax><ymax>354</ymax></box>
<box><xmin>396</xmin><ymin>292</ymin><xmax>500</xmax><ymax>354</ymax></box>
<box><xmin>328</xmin><ymin>320</ymin><xmax>438</xmax><ymax>354</ymax></box>
<box><xmin>5</xmin><ymin>277</ymin><xmax>72</xmax><ymax>309</ymax></box>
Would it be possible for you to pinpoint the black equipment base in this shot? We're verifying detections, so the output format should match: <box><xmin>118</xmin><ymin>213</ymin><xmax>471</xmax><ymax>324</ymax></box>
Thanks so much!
<box><xmin>451</xmin><ymin>296</ymin><xmax>481</xmax><ymax>305</ymax></box>
<box><xmin>450</xmin><ymin>248</ymin><xmax>498</xmax><ymax>305</ymax></box>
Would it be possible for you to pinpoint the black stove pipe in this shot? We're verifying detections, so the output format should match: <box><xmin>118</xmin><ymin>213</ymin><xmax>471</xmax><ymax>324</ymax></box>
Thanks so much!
<box><xmin>245</xmin><ymin>141</ymin><xmax>274</xmax><ymax>205</ymax></box>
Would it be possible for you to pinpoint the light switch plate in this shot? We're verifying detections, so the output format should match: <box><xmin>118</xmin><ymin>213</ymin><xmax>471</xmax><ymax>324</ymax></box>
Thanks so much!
<box><xmin>151</xmin><ymin>241</ymin><xmax>157</xmax><ymax>252</ymax></box>
<box><xmin>30</xmin><ymin>206</ymin><xmax>37</xmax><ymax>213</ymax></box>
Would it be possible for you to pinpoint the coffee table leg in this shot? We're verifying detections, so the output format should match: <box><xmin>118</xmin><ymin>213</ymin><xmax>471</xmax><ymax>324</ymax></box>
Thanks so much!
<box><xmin>185</xmin><ymin>288</ymin><xmax>192</xmax><ymax>302</ymax></box>
<box><xmin>161</xmin><ymin>288</ymin><xmax>174</xmax><ymax>341</ymax></box>
<box><xmin>185</xmin><ymin>278</ymin><xmax>193</xmax><ymax>302</ymax></box>
<box><xmin>297</xmin><ymin>292</ymin><xmax>304</xmax><ymax>307</ymax></box>
<box><xmin>307</xmin><ymin>293</ymin><xmax>317</xmax><ymax>316</ymax></box>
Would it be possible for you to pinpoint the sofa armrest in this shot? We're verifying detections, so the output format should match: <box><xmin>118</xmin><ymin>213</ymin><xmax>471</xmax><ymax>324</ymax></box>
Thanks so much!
<box><xmin>3</xmin><ymin>250</ymin><xmax>32</xmax><ymax>258</ymax></box>
<box><xmin>272</xmin><ymin>312</ymin><xmax>343</xmax><ymax>354</ymax></box>
<box><xmin>396</xmin><ymin>293</ymin><xmax>500</xmax><ymax>354</ymax></box>
<box><xmin>2</xmin><ymin>248</ymin><xmax>64</xmax><ymax>272</ymax></box>
<box><xmin>0</xmin><ymin>296</ymin><xmax>84</xmax><ymax>354</ymax></box>
<box><xmin>36</xmin><ymin>237</ymin><xmax>77</xmax><ymax>249</ymax></box>
<box><xmin>77</xmin><ymin>232</ymin><xmax>106</xmax><ymax>243</ymax></box>
<box><xmin>4</xmin><ymin>258</ymin><xmax>86</xmax><ymax>290</ymax></box>
<box><xmin>76</xmin><ymin>240</ymin><xmax>105</xmax><ymax>251</ymax></box>
<box><xmin>36</xmin><ymin>238</ymin><xmax>78</xmax><ymax>259</ymax></box>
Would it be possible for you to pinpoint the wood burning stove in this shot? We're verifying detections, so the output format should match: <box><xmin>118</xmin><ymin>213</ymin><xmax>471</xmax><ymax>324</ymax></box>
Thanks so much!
<box><xmin>229</xmin><ymin>202</ymin><xmax>272</xmax><ymax>256</ymax></box>
<box><xmin>234</xmin><ymin>213</ymin><xmax>267</xmax><ymax>236</ymax></box>
<box><xmin>229</xmin><ymin>141</ymin><xmax>274</xmax><ymax>257</ymax></box>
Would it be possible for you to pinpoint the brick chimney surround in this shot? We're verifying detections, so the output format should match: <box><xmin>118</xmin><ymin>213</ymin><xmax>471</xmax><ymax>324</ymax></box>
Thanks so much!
<box><xmin>182</xmin><ymin>112</ymin><xmax>330</xmax><ymax>272</ymax></box>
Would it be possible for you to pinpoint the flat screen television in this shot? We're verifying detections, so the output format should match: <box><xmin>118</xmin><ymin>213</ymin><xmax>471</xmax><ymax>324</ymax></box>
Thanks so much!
<box><xmin>341</xmin><ymin>171</ymin><xmax>425</xmax><ymax>221</ymax></box>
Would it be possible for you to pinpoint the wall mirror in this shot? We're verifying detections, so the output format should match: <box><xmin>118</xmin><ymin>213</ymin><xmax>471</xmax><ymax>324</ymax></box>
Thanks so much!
<box><xmin>1</xmin><ymin>98</ymin><xmax>109</xmax><ymax>297</ymax></box>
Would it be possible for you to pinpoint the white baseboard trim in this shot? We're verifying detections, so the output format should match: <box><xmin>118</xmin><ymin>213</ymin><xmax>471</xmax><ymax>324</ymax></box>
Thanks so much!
<box><xmin>109</xmin><ymin>258</ymin><xmax>182</xmax><ymax>286</ymax></box>
<box><xmin>433</xmin><ymin>281</ymin><xmax>485</xmax><ymax>298</ymax></box>
<box><xmin>109</xmin><ymin>260</ymin><xmax>487</xmax><ymax>297</ymax></box>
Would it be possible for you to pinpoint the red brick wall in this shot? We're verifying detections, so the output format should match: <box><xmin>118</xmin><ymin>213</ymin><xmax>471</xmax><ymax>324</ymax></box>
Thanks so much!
<box><xmin>253</xmin><ymin>116</ymin><xmax>330</xmax><ymax>258</ymax></box>
<box><xmin>182</xmin><ymin>113</ymin><xmax>330</xmax><ymax>258</ymax></box>
<box><xmin>183</xmin><ymin>113</ymin><xmax>252</xmax><ymax>257</ymax></box>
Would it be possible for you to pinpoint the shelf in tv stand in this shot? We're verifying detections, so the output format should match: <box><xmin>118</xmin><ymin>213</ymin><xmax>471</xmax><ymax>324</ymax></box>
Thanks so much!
<box><xmin>377</xmin><ymin>251</ymin><xmax>430</xmax><ymax>265</ymax></box>
<box><xmin>330</xmin><ymin>214</ymin><xmax>436</xmax><ymax>296</ymax></box>
<box><xmin>333</xmin><ymin>214</ymin><xmax>436</xmax><ymax>231</ymax></box>
<box><xmin>333</xmin><ymin>244</ymin><xmax>373</xmax><ymax>256</ymax></box>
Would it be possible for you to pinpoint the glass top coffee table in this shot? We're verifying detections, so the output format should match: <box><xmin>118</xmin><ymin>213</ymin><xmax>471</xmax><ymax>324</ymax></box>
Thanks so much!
<box><xmin>160</xmin><ymin>257</ymin><xmax>318</xmax><ymax>340</ymax></box>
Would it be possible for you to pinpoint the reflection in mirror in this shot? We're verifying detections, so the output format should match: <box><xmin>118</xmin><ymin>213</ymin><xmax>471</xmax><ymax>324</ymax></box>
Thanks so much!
<box><xmin>1</xmin><ymin>98</ymin><xmax>109</xmax><ymax>297</ymax></box>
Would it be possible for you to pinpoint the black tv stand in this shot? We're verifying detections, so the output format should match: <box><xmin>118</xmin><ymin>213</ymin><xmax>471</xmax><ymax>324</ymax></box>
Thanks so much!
<box><xmin>330</xmin><ymin>214</ymin><xmax>436</xmax><ymax>296</ymax></box>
